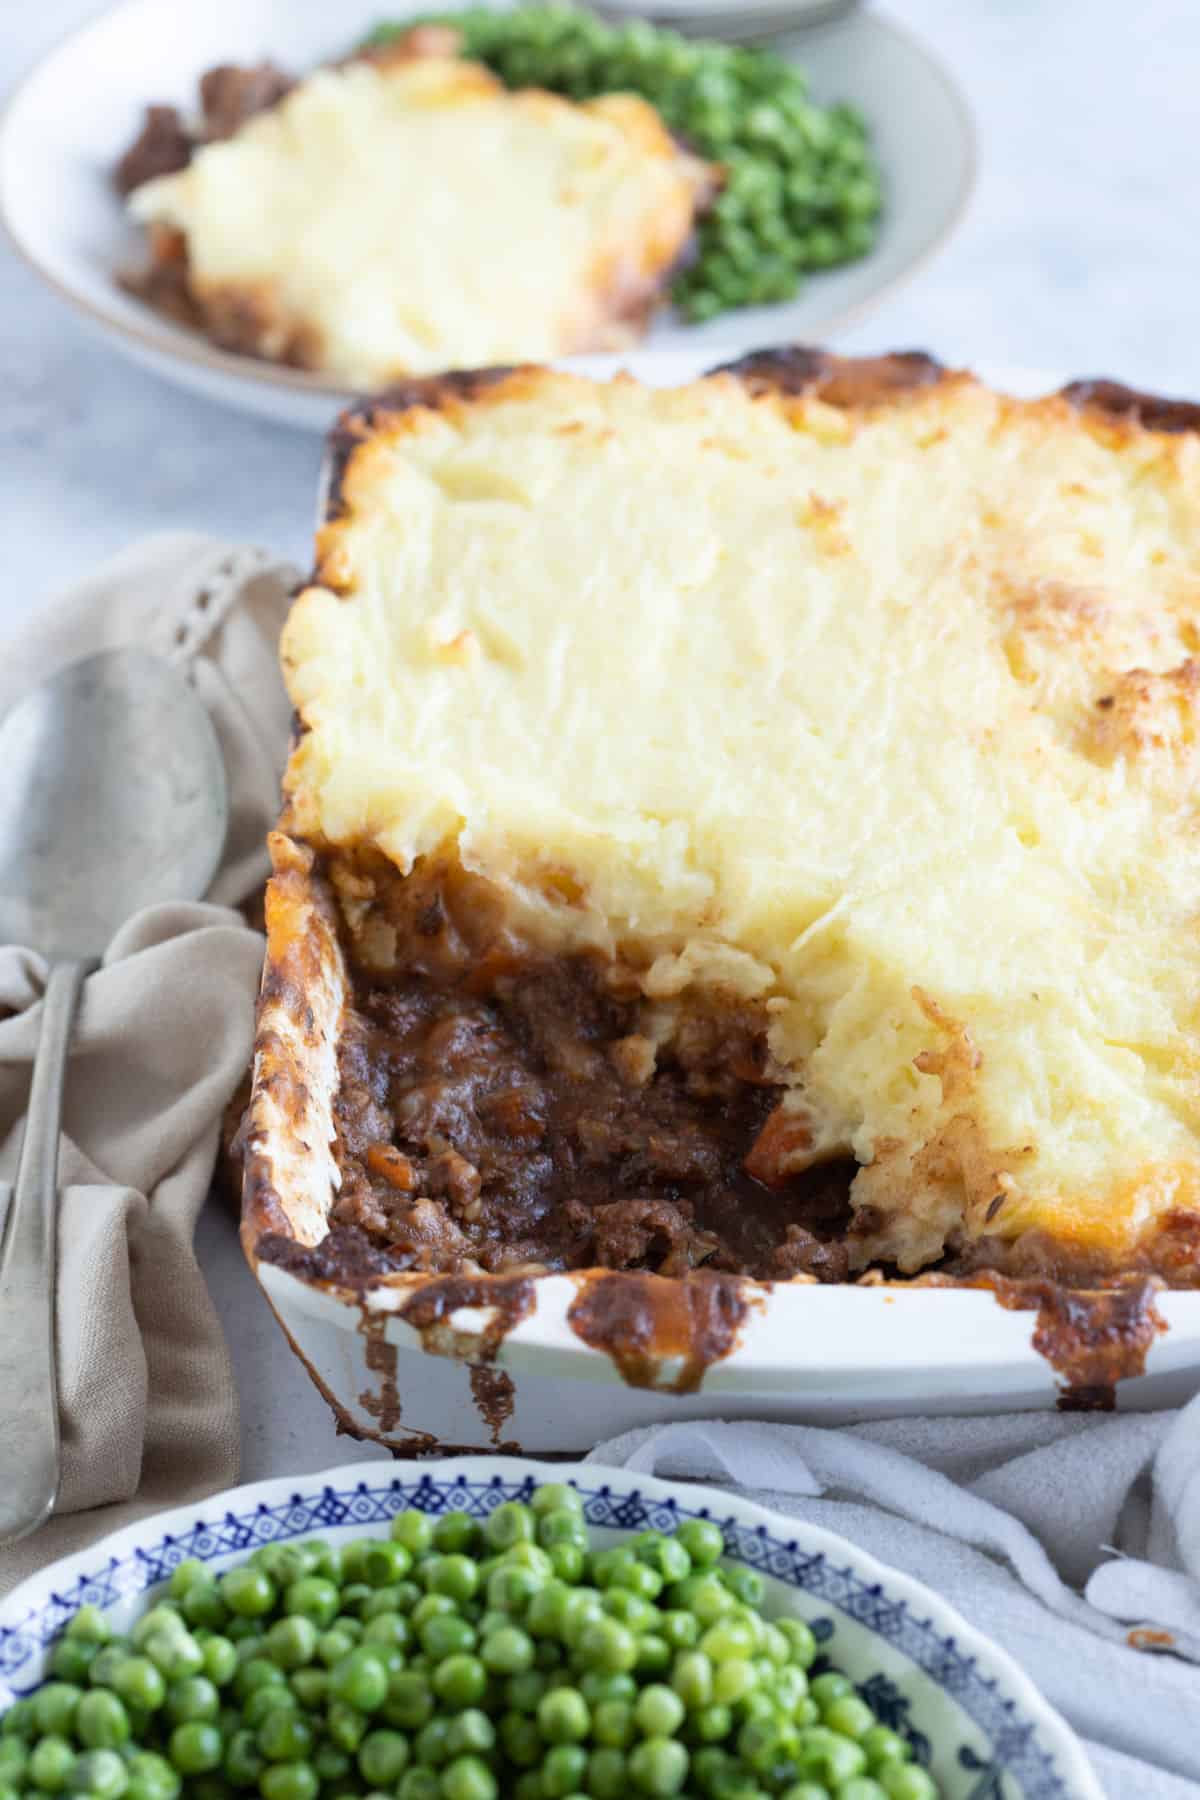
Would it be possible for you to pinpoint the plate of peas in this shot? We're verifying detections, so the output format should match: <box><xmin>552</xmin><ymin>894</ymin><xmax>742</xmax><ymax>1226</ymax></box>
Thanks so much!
<box><xmin>1</xmin><ymin>0</ymin><xmax>974</xmax><ymax>430</ymax></box>
<box><xmin>0</xmin><ymin>1459</ymin><xmax>1099</xmax><ymax>1800</ymax></box>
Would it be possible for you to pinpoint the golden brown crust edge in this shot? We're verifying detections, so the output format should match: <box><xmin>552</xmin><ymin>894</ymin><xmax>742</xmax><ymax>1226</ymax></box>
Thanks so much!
<box><xmin>319</xmin><ymin>347</ymin><xmax>1200</xmax><ymax>538</ymax></box>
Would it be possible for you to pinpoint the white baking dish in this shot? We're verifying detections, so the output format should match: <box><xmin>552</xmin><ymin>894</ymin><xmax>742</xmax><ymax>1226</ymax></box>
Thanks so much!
<box><xmin>241</xmin><ymin>354</ymin><xmax>1200</xmax><ymax>1453</ymax></box>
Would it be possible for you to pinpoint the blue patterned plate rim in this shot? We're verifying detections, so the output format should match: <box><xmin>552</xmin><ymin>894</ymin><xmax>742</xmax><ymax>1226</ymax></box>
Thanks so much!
<box><xmin>0</xmin><ymin>1457</ymin><xmax>1100</xmax><ymax>1800</ymax></box>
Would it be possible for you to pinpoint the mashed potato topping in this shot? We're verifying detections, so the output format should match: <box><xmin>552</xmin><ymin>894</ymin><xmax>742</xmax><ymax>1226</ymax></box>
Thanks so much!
<box><xmin>128</xmin><ymin>55</ymin><xmax>711</xmax><ymax>386</ymax></box>
<box><xmin>281</xmin><ymin>361</ymin><xmax>1200</xmax><ymax>1274</ymax></box>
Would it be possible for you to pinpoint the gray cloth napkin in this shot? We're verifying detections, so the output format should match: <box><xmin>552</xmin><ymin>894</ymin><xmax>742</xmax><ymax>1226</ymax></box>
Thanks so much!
<box><xmin>589</xmin><ymin>1410</ymin><xmax>1200</xmax><ymax>1798</ymax></box>
<box><xmin>0</xmin><ymin>533</ymin><xmax>297</xmax><ymax>1592</ymax></box>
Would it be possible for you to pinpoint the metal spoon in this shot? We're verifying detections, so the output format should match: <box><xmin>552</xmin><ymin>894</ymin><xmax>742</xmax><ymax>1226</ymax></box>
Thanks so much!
<box><xmin>0</xmin><ymin>649</ymin><xmax>228</xmax><ymax>1546</ymax></box>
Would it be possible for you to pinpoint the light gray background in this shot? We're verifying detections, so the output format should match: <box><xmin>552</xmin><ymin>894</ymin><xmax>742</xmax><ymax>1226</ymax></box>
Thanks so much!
<box><xmin>3</xmin><ymin>0</ymin><xmax>1199</xmax><ymax>1477</ymax></box>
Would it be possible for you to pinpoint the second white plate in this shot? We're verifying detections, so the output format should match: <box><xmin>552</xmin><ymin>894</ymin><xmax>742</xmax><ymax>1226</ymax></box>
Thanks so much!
<box><xmin>0</xmin><ymin>0</ymin><xmax>975</xmax><ymax>432</ymax></box>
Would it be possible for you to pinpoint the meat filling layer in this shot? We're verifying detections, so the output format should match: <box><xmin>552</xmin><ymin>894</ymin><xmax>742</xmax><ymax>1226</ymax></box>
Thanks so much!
<box><xmin>326</xmin><ymin>857</ymin><xmax>852</xmax><ymax>1282</ymax></box>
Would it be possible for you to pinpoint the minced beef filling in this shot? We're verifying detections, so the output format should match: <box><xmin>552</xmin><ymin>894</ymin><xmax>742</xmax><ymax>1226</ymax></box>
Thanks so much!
<box><xmin>115</xmin><ymin>62</ymin><xmax>294</xmax><ymax>195</ymax></box>
<box><xmin>327</xmin><ymin>863</ymin><xmax>852</xmax><ymax>1283</ymax></box>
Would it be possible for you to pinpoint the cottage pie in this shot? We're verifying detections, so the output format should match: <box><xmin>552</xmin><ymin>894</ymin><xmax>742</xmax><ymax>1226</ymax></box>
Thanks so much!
<box><xmin>122</xmin><ymin>43</ymin><xmax>715</xmax><ymax>387</ymax></box>
<box><xmin>251</xmin><ymin>350</ymin><xmax>1200</xmax><ymax>1307</ymax></box>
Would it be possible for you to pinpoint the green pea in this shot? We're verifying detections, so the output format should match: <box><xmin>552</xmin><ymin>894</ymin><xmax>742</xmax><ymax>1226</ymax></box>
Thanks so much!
<box><xmin>49</xmin><ymin>1640</ymin><xmax>96</xmax><ymax>1686</ymax></box>
<box><xmin>671</xmin><ymin>1649</ymin><xmax>713</xmax><ymax>1709</ymax></box>
<box><xmin>613</xmin><ymin>1562</ymin><xmax>663</xmax><ymax>1603</ymax></box>
<box><xmin>33</xmin><ymin>1685</ymin><xmax>81</xmax><ymax>1738</ymax></box>
<box><xmin>284</xmin><ymin>1576</ymin><xmax>340</xmax><ymax>1629</ymax></box>
<box><xmin>141</xmin><ymin>1633</ymin><xmax>204</xmax><ymax>1684</ymax></box>
<box><xmin>30</xmin><ymin>1734</ymin><xmax>75</xmax><ymax>1792</ymax></box>
<box><xmin>124</xmin><ymin>1751</ymin><xmax>179</xmax><ymax>1800</ymax></box>
<box><xmin>391</xmin><ymin>1512</ymin><xmax>435</xmax><ymax>1557</ymax></box>
<box><xmin>587</xmin><ymin>1746</ymin><xmax>628</xmax><ymax>1800</ymax></box>
<box><xmin>327</xmin><ymin>1700</ymin><xmax>368</xmax><ymax>1753</ymax></box>
<box><xmin>383</xmin><ymin>1672</ymin><xmax>434</xmax><ymax>1731</ymax></box>
<box><xmin>1</xmin><ymin>1700</ymin><xmax>35</xmax><ymax>1740</ymax></box>
<box><xmin>165</xmin><ymin>1723</ymin><xmax>221</xmax><ymax>1776</ymax></box>
<box><xmin>432</xmin><ymin>1654</ymin><xmax>486</xmax><ymax>1710</ymax></box>
<box><xmin>358</xmin><ymin>1729</ymin><xmax>411</xmax><ymax>1786</ymax></box>
<box><xmin>633</xmin><ymin>1535</ymin><xmax>692</xmax><ymax>1585</ymax></box>
<box><xmin>628</xmin><ymin>1736</ymin><xmax>689</xmax><ymax>1796</ymax></box>
<box><xmin>499</xmin><ymin>1711</ymin><xmax>542</xmax><ymax>1768</ymax></box>
<box><xmin>399</xmin><ymin>1769</ymin><xmax>442</xmax><ymax>1800</ymax></box>
<box><xmin>167</xmin><ymin>1562</ymin><xmax>209</xmax><ymax>1602</ymax></box>
<box><xmin>839</xmin><ymin>1781</ymin><xmax>889</xmax><ymax>1800</ymax></box>
<box><xmin>490</xmin><ymin>1565</ymin><xmax>543</xmax><ymax>1617</ymax></box>
<box><xmin>329</xmin><ymin>1647</ymin><xmax>389</xmax><ymax>1713</ymax></box>
<box><xmin>421</xmin><ymin>1616</ymin><xmax>476</xmax><ymax>1662</ymax></box>
<box><xmin>259</xmin><ymin>1764</ymin><xmax>318</xmax><ymax>1800</ymax></box>
<box><xmin>592</xmin><ymin>1697</ymin><xmax>635</xmax><ymax>1750</ymax></box>
<box><xmin>547</xmin><ymin>1542</ymin><xmax>585</xmax><ymax>1585</ymax></box>
<box><xmin>340</xmin><ymin>1583</ymin><xmax>374</xmax><ymax>1619</ymax></box>
<box><xmin>536</xmin><ymin>1511</ymin><xmax>587</xmax><ymax>1552</ymax></box>
<box><xmin>423</xmin><ymin>1557</ymin><xmax>478</xmax><ymax>1605</ymax></box>
<box><xmin>480</xmin><ymin>1625</ymin><xmax>533</xmax><ymax>1674</ymax></box>
<box><xmin>412</xmin><ymin>1595</ymin><xmax>457</xmax><ymax>1632</ymax></box>
<box><xmin>692</xmin><ymin>1702</ymin><xmax>733</xmax><ymax>1744</ymax></box>
<box><xmin>313</xmin><ymin>1744</ymin><xmax>352</xmax><ymax>1785</ymax></box>
<box><xmin>636</xmin><ymin>1635</ymin><xmax>671</xmax><ymax>1677</ymax></box>
<box><xmin>415</xmin><ymin>1718</ymin><xmax>454</xmax><ymax>1767</ymax></box>
<box><xmin>222</xmin><ymin>1729</ymin><xmax>263</xmax><ymax>1789</ymax></box>
<box><xmin>71</xmin><ymin>1748</ymin><xmax>128</xmax><ymax>1800</ymax></box>
<box><xmin>219</xmin><ymin>1567</ymin><xmax>276</xmax><ymax>1620</ymax></box>
<box><xmin>432</xmin><ymin>1514</ymin><xmax>479</xmax><ymax>1556</ymax></box>
<box><xmin>131</xmin><ymin>1609</ymin><xmax>183</xmax><ymax>1651</ymax></box>
<box><xmin>75</xmin><ymin>1692</ymin><xmax>131</xmax><ymax>1749</ymax></box>
<box><xmin>809</xmin><ymin>1672</ymin><xmax>853</xmax><ymax>1707</ymax></box>
<box><xmin>777</xmin><ymin>1620</ymin><xmax>818</xmax><ymax>1670</ymax></box>
<box><xmin>879</xmin><ymin>1769</ymin><xmax>937</xmax><ymax>1800</ymax></box>
<box><xmin>540</xmin><ymin>1744</ymin><xmax>585</xmax><ymax>1796</ymax></box>
<box><xmin>444</xmin><ymin>1710</ymin><xmax>494</xmax><ymax>1758</ymax></box>
<box><xmin>363</xmin><ymin>1610</ymin><xmax>410</xmax><ymax>1652</ymax></box>
<box><xmin>659</xmin><ymin>1610</ymin><xmax>700</xmax><ymax>1651</ymax></box>
<box><xmin>862</xmin><ymin>1725</ymin><xmax>909</xmax><ymax>1769</ymax></box>
<box><xmin>180</xmin><ymin>1587</ymin><xmax>227</xmax><ymax>1633</ymax></box>
<box><xmin>440</xmin><ymin>1753</ymin><xmax>497</xmax><ymax>1800</ymax></box>
<box><xmin>600</xmin><ymin>1598</ymin><xmax>658</xmax><ymax>1641</ymax></box>
<box><xmin>66</xmin><ymin>1609</ymin><xmax>112</xmax><ymax>1648</ymax></box>
<box><xmin>823</xmin><ymin>1694</ymin><xmax>876</xmax><ymax>1740</ymax></box>
<box><xmin>257</xmin><ymin>1707</ymin><xmax>313</xmax><ymax>1763</ymax></box>
<box><xmin>485</xmin><ymin>1503</ymin><xmax>535</xmax><ymax>1551</ymax></box>
<box><xmin>701</xmin><ymin>1619</ymin><xmax>756</xmax><ymax>1663</ymax></box>
<box><xmin>285</xmin><ymin>1669</ymin><xmax>325</xmax><ymax>1711</ymax></box>
<box><xmin>164</xmin><ymin>1676</ymin><xmax>218</xmax><ymax>1726</ymax></box>
<box><xmin>264</xmin><ymin>1617</ymin><xmax>316</xmax><ymax>1672</ymax></box>
<box><xmin>537</xmin><ymin>1688</ymin><xmax>588</xmax><ymax>1745</ymax></box>
<box><xmin>577</xmin><ymin>1617</ymin><xmax>638</xmax><ymax>1674</ymax></box>
<box><xmin>363</xmin><ymin>1540</ymin><xmax>413</xmax><ymax>1589</ymax></box>
<box><xmin>795</xmin><ymin>1725</ymin><xmax>866</xmax><ymax>1786</ymax></box>
<box><xmin>712</xmin><ymin>1659</ymin><xmax>757</xmax><ymax>1707</ymax></box>
<box><xmin>317</xmin><ymin>1627</ymin><xmax>357</xmax><ymax>1669</ymax></box>
<box><xmin>197</xmin><ymin>1637</ymin><xmax>236</xmax><ymax>1689</ymax></box>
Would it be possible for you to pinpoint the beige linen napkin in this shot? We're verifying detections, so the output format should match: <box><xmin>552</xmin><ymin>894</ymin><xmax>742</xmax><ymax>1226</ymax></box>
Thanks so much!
<box><xmin>0</xmin><ymin>534</ymin><xmax>297</xmax><ymax>1592</ymax></box>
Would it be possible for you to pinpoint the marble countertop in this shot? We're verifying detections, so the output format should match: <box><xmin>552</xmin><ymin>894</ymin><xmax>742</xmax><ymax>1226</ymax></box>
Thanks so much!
<box><xmin>4</xmin><ymin>0</ymin><xmax>1200</xmax><ymax>1480</ymax></box>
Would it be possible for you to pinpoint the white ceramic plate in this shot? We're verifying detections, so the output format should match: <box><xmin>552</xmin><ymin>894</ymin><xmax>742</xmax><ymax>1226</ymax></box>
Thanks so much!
<box><xmin>0</xmin><ymin>1457</ymin><xmax>1101</xmax><ymax>1798</ymax></box>
<box><xmin>0</xmin><ymin>0</ymin><xmax>975</xmax><ymax>431</ymax></box>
